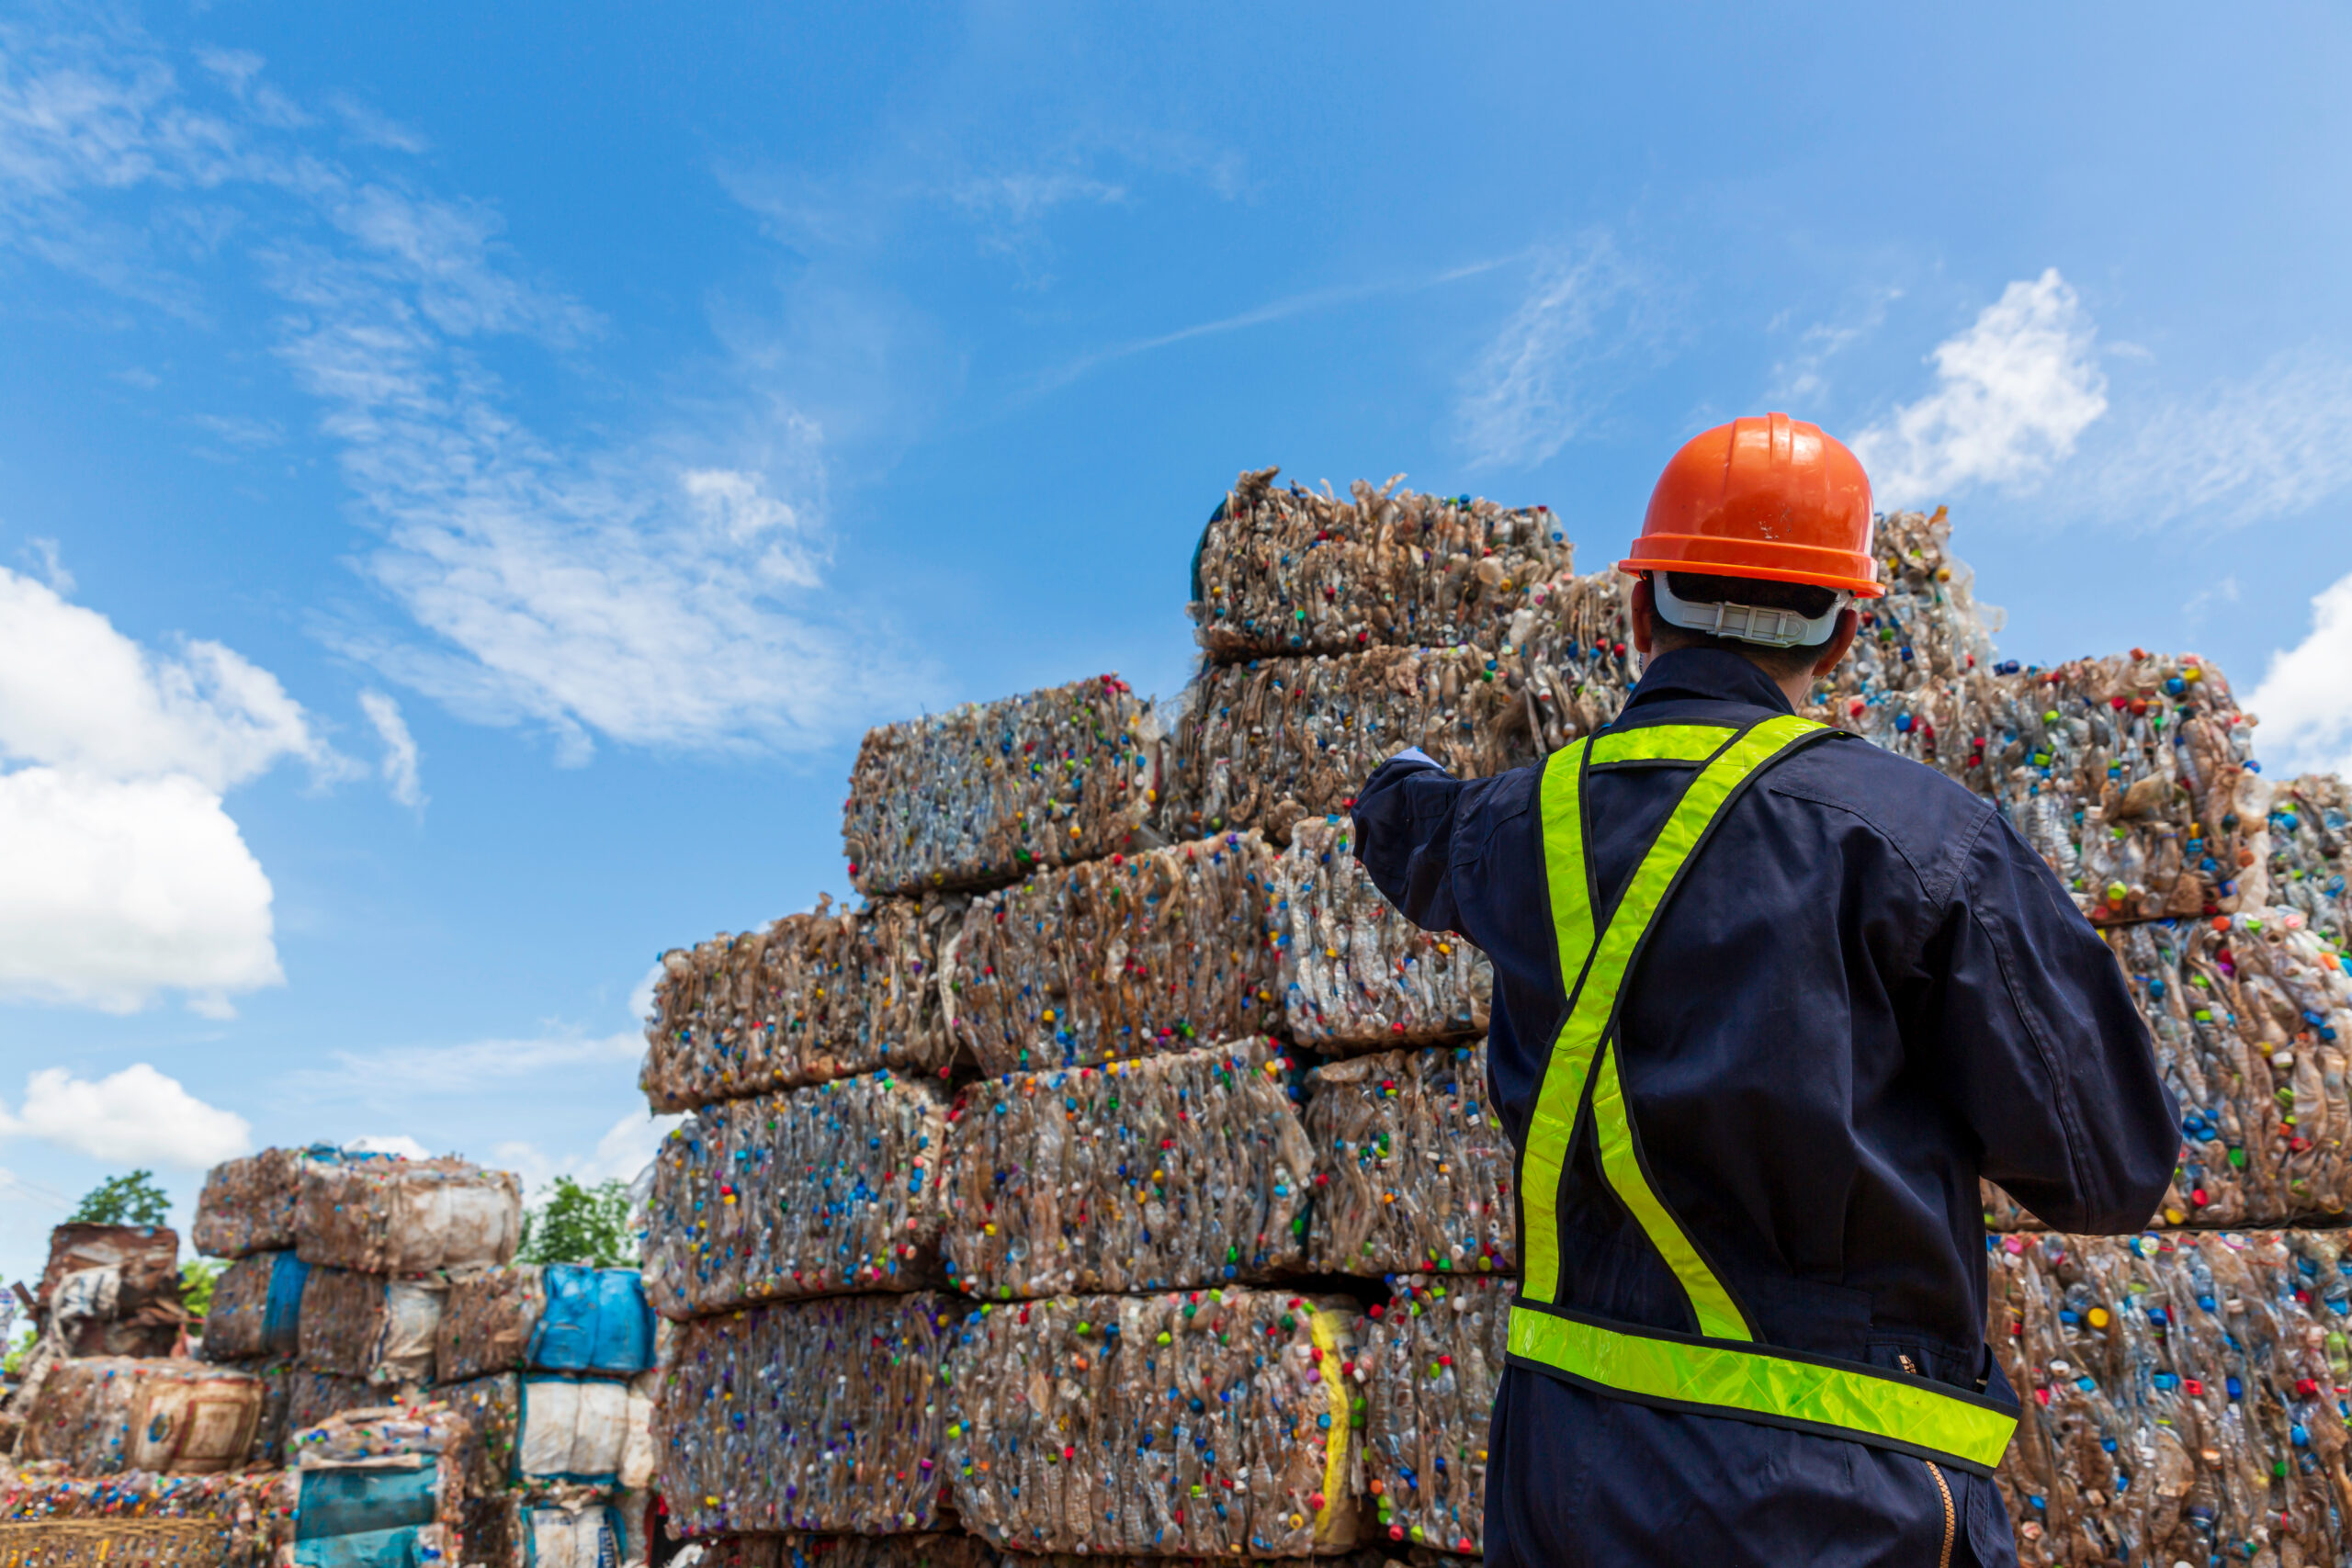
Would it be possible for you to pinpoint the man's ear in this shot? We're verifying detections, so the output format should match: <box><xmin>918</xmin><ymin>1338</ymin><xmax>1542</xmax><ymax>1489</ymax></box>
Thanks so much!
<box><xmin>1629</xmin><ymin>574</ymin><xmax>1657</xmax><ymax>657</ymax></box>
<box><xmin>1810</xmin><ymin>607</ymin><xmax>1860</xmax><ymax>677</ymax></box>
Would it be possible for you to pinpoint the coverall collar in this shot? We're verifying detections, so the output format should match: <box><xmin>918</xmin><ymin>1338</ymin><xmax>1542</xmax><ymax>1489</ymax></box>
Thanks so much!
<box><xmin>1624</xmin><ymin>646</ymin><xmax>1797</xmax><ymax>716</ymax></box>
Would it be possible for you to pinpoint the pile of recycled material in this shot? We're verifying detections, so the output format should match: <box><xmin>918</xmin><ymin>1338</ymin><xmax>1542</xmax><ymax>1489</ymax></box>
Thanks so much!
<box><xmin>1187</xmin><ymin>469</ymin><xmax>1580</xmax><ymax>661</ymax></box>
<box><xmin>0</xmin><ymin>1463</ymin><xmax>291</xmax><ymax>1568</ymax></box>
<box><xmin>192</xmin><ymin>1148</ymin><xmax>316</xmax><ymax>1258</ymax></box>
<box><xmin>1818</xmin><ymin>507</ymin><xmax>1999</xmax><ymax>702</ymax></box>
<box><xmin>844</xmin><ymin>675</ymin><xmax>1162</xmax><ymax>898</ymax></box>
<box><xmin>642</xmin><ymin>1072</ymin><xmax>950</xmax><ymax>1317</ymax></box>
<box><xmin>200</xmin><ymin>1253</ymin><xmax>305</xmax><ymax>1363</ymax></box>
<box><xmin>435</xmin><ymin>1264</ymin><xmax>653</xmax><ymax>1384</ymax></box>
<box><xmin>16</xmin><ymin>1360</ymin><xmax>266</xmax><ymax>1476</ymax></box>
<box><xmin>1274</xmin><ymin>819</ymin><xmax>1489</xmax><ymax>1050</ymax></box>
<box><xmin>466</xmin><ymin>1486</ymin><xmax>640</xmax><ymax>1568</ymax></box>
<box><xmin>2266</xmin><ymin>775</ymin><xmax>2352</xmax><ymax>945</ymax></box>
<box><xmin>1355</xmin><ymin>1277</ymin><xmax>1510</xmax><ymax>1556</ymax></box>
<box><xmin>657</xmin><ymin>1295</ymin><xmax>951</xmax><ymax>1538</ymax></box>
<box><xmin>940</xmin><ymin>833</ymin><xmax>1283</xmax><ymax>1076</ymax></box>
<box><xmin>433</xmin><ymin>1371</ymin><xmax>656</xmax><ymax>1497</ymax></box>
<box><xmin>1164</xmin><ymin>647</ymin><xmax>1552</xmax><ymax>841</ymax></box>
<box><xmin>690</xmin><ymin>1537</ymin><xmax>999</xmax><ymax>1568</ymax></box>
<box><xmin>1989</xmin><ymin>1228</ymin><xmax>2352</xmax><ymax>1567</ymax></box>
<box><xmin>639</xmin><ymin>900</ymin><xmax>956</xmax><ymax>1114</ymax></box>
<box><xmin>942</xmin><ymin>1288</ymin><xmax>1363</xmax><ymax>1559</ymax></box>
<box><xmin>936</xmin><ymin>1039</ymin><xmax>1314</xmax><ymax>1298</ymax></box>
<box><xmin>295</xmin><ymin>1156</ymin><xmax>522</xmax><ymax>1274</ymax></box>
<box><xmin>1304</xmin><ymin>1043</ymin><xmax>1512</xmax><ymax>1277</ymax></box>
<box><xmin>298</xmin><ymin>1268</ymin><xmax>445</xmax><ymax>1385</ymax></box>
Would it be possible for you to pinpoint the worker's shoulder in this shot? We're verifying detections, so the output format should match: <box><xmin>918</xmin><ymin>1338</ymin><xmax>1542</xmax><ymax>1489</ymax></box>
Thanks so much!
<box><xmin>1768</xmin><ymin>727</ymin><xmax>1995</xmax><ymax>850</ymax></box>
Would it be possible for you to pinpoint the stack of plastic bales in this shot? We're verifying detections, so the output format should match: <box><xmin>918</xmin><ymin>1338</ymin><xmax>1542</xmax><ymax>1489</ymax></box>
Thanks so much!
<box><xmin>1</xmin><ymin>1461</ymin><xmax>291</xmax><ymax>1568</ymax></box>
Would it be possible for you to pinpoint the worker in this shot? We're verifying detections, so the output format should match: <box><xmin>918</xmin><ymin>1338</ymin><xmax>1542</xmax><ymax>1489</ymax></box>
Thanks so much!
<box><xmin>1351</xmin><ymin>414</ymin><xmax>2178</xmax><ymax>1566</ymax></box>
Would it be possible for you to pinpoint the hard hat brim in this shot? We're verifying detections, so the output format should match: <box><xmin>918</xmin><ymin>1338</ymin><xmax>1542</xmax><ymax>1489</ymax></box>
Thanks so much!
<box><xmin>1617</xmin><ymin>532</ymin><xmax>1884</xmax><ymax>600</ymax></box>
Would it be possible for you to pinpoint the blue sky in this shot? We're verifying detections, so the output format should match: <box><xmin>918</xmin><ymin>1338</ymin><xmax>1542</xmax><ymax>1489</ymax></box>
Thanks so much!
<box><xmin>3</xmin><ymin>2</ymin><xmax>2350</xmax><ymax>1285</ymax></box>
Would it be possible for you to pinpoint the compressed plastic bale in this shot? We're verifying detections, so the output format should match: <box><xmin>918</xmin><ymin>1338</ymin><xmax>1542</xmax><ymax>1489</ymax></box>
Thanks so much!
<box><xmin>1987</xmin><ymin>1229</ymin><xmax>2352</xmax><ymax>1568</ymax></box>
<box><xmin>0</xmin><ymin>1467</ymin><xmax>293</xmax><ymax>1568</ymax></box>
<box><xmin>200</xmin><ymin>1251</ymin><xmax>309</xmax><ymax>1363</ymax></box>
<box><xmin>937</xmin><ymin>1038</ymin><xmax>1315</xmax><ymax>1298</ymax></box>
<box><xmin>657</xmin><ymin>1294</ymin><xmax>952</xmax><ymax>1538</ymax></box>
<box><xmin>941</xmin><ymin>833</ymin><xmax>1283</xmax><ymax>1077</ymax></box>
<box><xmin>435</xmin><ymin>1265</ymin><xmax>546</xmax><ymax>1383</ymax></box>
<box><xmin>530</xmin><ymin>1265</ymin><xmax>654</xmax><ymax>1374</ymax></box>
<box><xmin>511</xmin><ymin>1496</ymin><xmax>628</xmax><ymax>1568</ymax></box>
<box><xmin>640</xmin><ymin>897</ymin><xmax>958</xmax><ymax>1115</ymax></box>
<box><xmin>436</xmin><ymin>1375</ymin><xmax>523</xmax><ymax>1497</ymax></box>
<box><xmin>296</xmin><ymin>1156</ymin><xmax>522</xmax><ymax>1274</ymax></box>
<box><xmin>1825</xmin><ymin>653</ymin><xmax>2253</xmax><ymax>925</ymax></box>
<box><xmin>288</xmin><ymin>1403</ymin><xmax>469</xmax><ymax>1566</ymax></box>
<box><xmin>1816</xmin><ymin>507</ymin><xmax>1999</xmax><ymax>705</ymax></box>
<box><xmin>843</xmin><ymin>674</ymin><xmax>1162</xmax><ymax>899</ymax></box>
<box><xmin>1356</xmin><ymin>1276</ymin><xmax>1510</xmax><ymax>1557</ymax></box>
<box><xmin>38</xmin><ymin>1223</ymin><xmax>191</xmax><ymax>1358</ymax></box>
<box><xmin>298</xmin><ymin>1269</ymin><xmax>448</xmax><ymax>1386</ymax></box>
<box><xmin>17</xmin><ymin>1359</ymin><xmax>265</xmax><ymax>1475</ymax></box>
<box><xmin>643</xmin><ymin>1070</ymin><xmax>949</xmax><ymax>1319</ymax></box>
<box><xmin>2266</xmin><ymin>775</ymin><xmax>2352</xmax><ymax>945</ymax></box>
<box><xmin>194</xmin><ymin>1147</ymin><xmax>329</xmax><ymax>1259</ymax></box>
<box><xmin>286</xmin><ymin>1369</ymin><xmax>382</xmax><ymax>1439</ymax></box>
<box><xmin>1186</xmin><ymin>468</ymin><xmax>1579</xmax><ymax>661</ymax></box>
<box><xmin>514</xmin><ymin>1376</ymin><xmax>637</xmax><ymax>1486</ymax></box>
<box><xmin>1304</xmin><ymin>1043</ymin><xmax>1513</xmax><ymax>1278</ymax></box>
<box><xmin>697</xmin><ymin>1540</ymin><xmax>1001</xmax><ymax>1568</ymax></box>
<box><xmin>1162</xmin><ymin>648</ymin><xmax>1577</xmax><ymax>842</ymax></box>
<box><xmin>1274</xmin><ymin>818</ymin><xmax>1489</xmax><ymax>1050</ymax></box>
<box><xmin>942</xmin><ymin>1289</ymin><xmax>1364</xmax><ymax>1559</ymax></box>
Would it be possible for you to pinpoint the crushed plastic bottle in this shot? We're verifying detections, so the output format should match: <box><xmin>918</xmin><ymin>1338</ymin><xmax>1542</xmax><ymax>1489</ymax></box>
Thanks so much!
<box><xmin>942</xmin><ymin>834</ymin><xmax>1283</xmax><ymax>1076</ymax></box>
<box><xmin>1275</xmin><ymin>819</ymin><xmax>1490</xmax><ymax>1050</ymax></box>
<box><xmin>943</xmin><ymin>1289</ymin><xmax>1363</xmax><ymax>1559</ymax></box>
<box><xmin>937</xmin><ymin>1039</ymin><xmax>1312</xmax><ymax>1298</ymax></box>
<box><xmin>844</xmin><ymin>676</ymin><xmax>1162</xmax><ymax>899</ymax></box>
<box><xmin>1357</xmin><ymin>1276</ymin><xmax>1510</xmax><ymax>1557</ymax></box>
<box><xmin>1305</xmin><ymin>1043</ymin><xmax>1512</xmax><ymax>1277</ymax></box>
<box><xmin>642</xmin><ymin>1071</ymin><xmax>949</xmax><ymax>1317</ymax></box>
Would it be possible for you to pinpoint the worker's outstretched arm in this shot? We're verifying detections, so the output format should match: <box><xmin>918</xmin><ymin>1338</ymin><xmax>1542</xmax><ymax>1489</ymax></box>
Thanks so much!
<box><xmin>1351</xmin><ymin>748</ymin><xmax>1475</xmax><ymax>942</ymax></box>
<box><xmin>1919</xmin><ymin>810</ymin><xmax>2181</xmax><ymax>1235</ymax></box>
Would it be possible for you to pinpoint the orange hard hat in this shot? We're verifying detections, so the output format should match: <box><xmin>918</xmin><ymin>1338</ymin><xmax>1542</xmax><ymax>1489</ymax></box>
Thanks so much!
<box><xmin>1619</xmin><ymin>412</ymin><xmax>1883</xmax><ymax>599</ymax></box>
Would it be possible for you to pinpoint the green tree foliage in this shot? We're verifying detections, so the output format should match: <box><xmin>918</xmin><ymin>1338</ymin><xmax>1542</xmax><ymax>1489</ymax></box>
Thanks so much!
<box><xmin>518</xmin><ymin>1177</ymin><xmax>634</xmax><ymax>1268</ymax></box>
<box><xmin>180</xmin><ymin>1259</ymin><xmax>224</xmax><ymax>1322</ymax></box>
<box><xmin>67</xmin><ymin>1170</ymin><xmax>172</xmax><ymax>1227</ymax></box>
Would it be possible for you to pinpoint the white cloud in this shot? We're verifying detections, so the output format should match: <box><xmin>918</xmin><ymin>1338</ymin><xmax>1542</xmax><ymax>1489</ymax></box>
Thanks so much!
<box><xmin>0</xmin><ymin>1064</ymin><xmax>253</xmax><ymax>1169</ymax></box>
<box><xmin>0</xmin><ymin>24</ymin><xmax>918</xmax><ymax>761</ymax></box>
<box><xmin>2084</xmin><ymin>349</ymin><xmax>2352</xmax><ymax>530</ymax></box>
<box><xmin>0</xmin><ymin>567</ymin><xmax>340</xmax><ymax>791</ymax></box>
<box><xmin>1852</xmin><ymin>269</ymin><xmax>2109</xmax><ymax>506</ymax></box>
<box><xmin>0</xmin><ymin>564</ymin><xmax>333</xmax><ymax>1013</ymax></box>
<box><xmin>359</xmin><ymin>690</ymin><xmax>424</xmax><ymax>809</ymax></box>
<box><xmin>1769</xmin><ymin>285</ymin><xmax>1902</xmax><ymax>406</ymax></box>
<box><xmin>2247</xmin><ymin>570</ymin><xmax>2352</xmax><ymax>777</ymax></box>
<box><xmin>1456</xmin><ymin>240</ymin><xmax>1658</xmax><ymax>469</ymax></box>
<box><xmin>0</xmin><ymin>769</ymin><xmax>281</xmax><ymax>1012</ymax></box>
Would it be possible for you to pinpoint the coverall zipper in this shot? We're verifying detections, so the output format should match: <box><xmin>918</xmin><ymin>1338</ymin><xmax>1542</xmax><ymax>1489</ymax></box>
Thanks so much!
<box><xmin>1900</xmin><ymin>1354</ymin><xmax>1957</xmax><ymax>1568</ymax></box>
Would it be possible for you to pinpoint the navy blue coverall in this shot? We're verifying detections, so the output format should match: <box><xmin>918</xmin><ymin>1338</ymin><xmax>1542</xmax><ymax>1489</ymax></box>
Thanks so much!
<box><xmin>1351</xmin><ymin>646</ymin><xmax>2180</xmax><ymax>1566</ymax></box>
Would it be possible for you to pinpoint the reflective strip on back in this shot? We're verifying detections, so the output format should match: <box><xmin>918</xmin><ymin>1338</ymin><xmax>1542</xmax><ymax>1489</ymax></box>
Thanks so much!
<box><xmin>1508</xmin><ymin>1304</ymin><xmax>2018</xmax><ymax>1474</ymax></box>
<box><xmin>1589</xmin><ymin>724</ymin><xmax>1737</xmax><ymax>766</ymax></box>
<box><xmin>1521</xmin><ymin>736</ymin><xmax>1596</xmax><ymax>1305</ymax></box>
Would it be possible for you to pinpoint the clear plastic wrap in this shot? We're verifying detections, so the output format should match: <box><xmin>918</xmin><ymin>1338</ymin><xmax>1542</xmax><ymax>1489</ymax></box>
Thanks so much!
<box><xmin>297</xmin><ymin>1268</ymin><xmax>448</xmax><ymax>1386</ymax></box>
<box><xmin>17</xmin><ymin>1359</ymin><xmax>265</xmax><ymax>1475</ymax></box>
<box><xmin>0</xmin><ymin>1464</ymin><xmax>292</xmax><ymax>1568</ymax></box>
<box><xmin>1303</xmin><ymin>1043</ymin><xmax>1511</xmax><ymax>1278</ymax></box>
<box><xmin>194</xmin><ymin>1148</ymin><xmax>319</xmax><ymax>1259</ymax></box>
<box><xmin>643</xmin><ymin>1071</ymin><xmax>949</xmax><ymax>1318</ymax></box>
<box><xmin>1162</xmin><ymin>649</ymin><xmax>1560</xmax><ymax>843</ymax></box>
<box><xmin>844</xmin><ymin>676</ymin><xmax>1162</xmax><ymax>899</ymax></box>
<box><xmin>1187</xmin><ymin>470</ymin><xmax>1577</xmax><ymax>662</ymax></box>
<box><xmin>1355</xmin><ymin>1277</ymin><xmax>1510</xmax><ymax>1556</ymax></box>
<box><xmin>296</xmin><ymin>1157</ymin><xmax>522</xmax><ymax>1274</ymax></box>
<box><xmin>937</xmin><ymin>1039</ymin><xmax>1314</xmax><ymax>1299</ymax></box>
<box><xmin>658</xmin><ymin>1295</ymin><xmax>951</xmax><ymax>1538</ymax></box>
<box><xmin>1273</xmin><ymin>820</ymin><xmax>1488</xmax><ymax>1051</ymax></box>
<box><xmin>942</xmin><ymin>1289</ymin><xmax>1363</xmax><ymax>1559</ymax></box>
<box><xmin>1990</xmin><ymin>1229</ymin><xmax>2352</xmax><ymax>1567</ymax></box>
<box><xmin>640</xmin><ymin>900</ymin><xmax>956</xmax><ymax>1114</ymax></box>
<box><xmin>941</xmin><ymin>834</ymin><xmax>1283</xmax><ymax>1077</ymax></box>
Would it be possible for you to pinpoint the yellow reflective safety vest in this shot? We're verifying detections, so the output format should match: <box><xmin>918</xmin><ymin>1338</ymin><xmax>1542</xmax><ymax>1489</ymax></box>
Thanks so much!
<box><xmin>1506</xmin><ymin>713</ymin><xmax>2021</xmax><ymax>1476</ymax></box>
